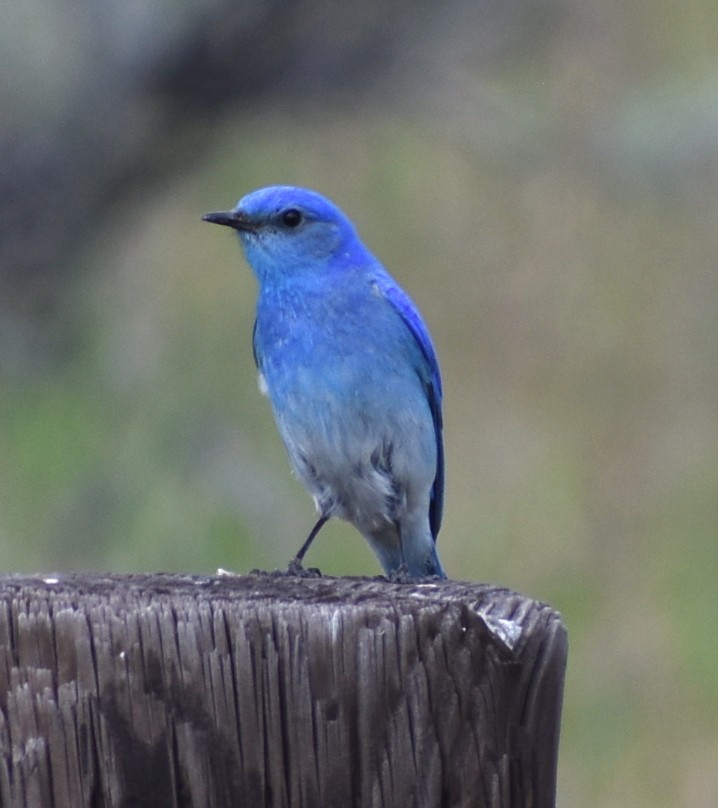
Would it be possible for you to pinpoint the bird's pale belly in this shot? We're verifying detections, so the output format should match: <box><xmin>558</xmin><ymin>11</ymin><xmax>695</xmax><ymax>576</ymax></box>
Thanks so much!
<box><xmin>266</xmin><ymin>373</ymin><xmax>433</xmax><ymax>532</ymax></box>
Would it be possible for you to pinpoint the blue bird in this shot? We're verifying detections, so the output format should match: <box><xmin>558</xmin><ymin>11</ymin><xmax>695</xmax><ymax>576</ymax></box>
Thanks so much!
<box><xmin>203</xmin><ymin>186</ymin><xmax>446</xmax><ymax>579</ymax></box>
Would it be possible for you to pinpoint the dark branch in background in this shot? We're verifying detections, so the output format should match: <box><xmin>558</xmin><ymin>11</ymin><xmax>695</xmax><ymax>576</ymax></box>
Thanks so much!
<box><xmin>0</xmin><ymin>2</ymin><xmax>408</xmax><ymax>302</ymax></box>
<box><xmin>0</xmin><ymin>0</ymin><xmax>532</xmax><ymax>322</ymax></box>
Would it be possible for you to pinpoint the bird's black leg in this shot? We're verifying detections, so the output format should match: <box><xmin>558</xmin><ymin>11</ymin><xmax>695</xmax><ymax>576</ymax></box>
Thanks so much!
<box><xmin>287</xmin><ymin>514</ymin><xmax>329</xmax><ymax>575</ymax></box>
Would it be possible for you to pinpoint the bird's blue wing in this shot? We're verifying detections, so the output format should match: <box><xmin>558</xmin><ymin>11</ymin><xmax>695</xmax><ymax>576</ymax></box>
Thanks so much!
<box><xmin>379</xmin><ymin>279</ymin><xmax>444</xmax><ymax>539</ymax></box>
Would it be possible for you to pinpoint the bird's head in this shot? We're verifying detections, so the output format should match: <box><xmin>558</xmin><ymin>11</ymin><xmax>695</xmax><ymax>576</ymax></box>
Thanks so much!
<box><xmin>203</xmin><ymin>186</ymin><xmax>364</xmax><ymax>281</ymax></box>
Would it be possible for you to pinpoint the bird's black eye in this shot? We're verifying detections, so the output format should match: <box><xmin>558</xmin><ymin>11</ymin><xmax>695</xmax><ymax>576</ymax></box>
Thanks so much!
<box><xmin>280</xmin><ymin>208</ymin><xmax>303</xmax><ymax>228</ymax></box>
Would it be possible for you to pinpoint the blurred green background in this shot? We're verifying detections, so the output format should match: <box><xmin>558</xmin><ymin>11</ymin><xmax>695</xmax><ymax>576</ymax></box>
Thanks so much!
<box><xmin>1</xmin><ymin>1</ymin><xmax>717</xmax><ymax>806</ymax></box>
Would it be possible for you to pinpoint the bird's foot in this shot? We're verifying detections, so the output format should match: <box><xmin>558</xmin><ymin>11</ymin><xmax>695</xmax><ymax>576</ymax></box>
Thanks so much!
<box><xmin>387</xmin><ymin>562</ymin><xmax>414</xmax><ymax>584</ymax></box>
<box><xmin>286</xmin><ymin>557</ymin><xmax>322</xmax><ymax>578</ymax></box>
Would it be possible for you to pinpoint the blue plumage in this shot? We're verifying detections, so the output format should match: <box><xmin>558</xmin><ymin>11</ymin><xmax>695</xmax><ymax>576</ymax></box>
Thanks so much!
<box><xmin>204</xmin><ymin>186</ymin><xmax>446</xmax><ymax>578</ymax></box>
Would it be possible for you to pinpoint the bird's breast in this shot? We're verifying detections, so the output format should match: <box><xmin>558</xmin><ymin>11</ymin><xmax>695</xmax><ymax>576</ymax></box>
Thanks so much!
<box><xmin>254</xmin><ymin>279</ymin><xmax>425</xmax><ymax>414</ymax></box>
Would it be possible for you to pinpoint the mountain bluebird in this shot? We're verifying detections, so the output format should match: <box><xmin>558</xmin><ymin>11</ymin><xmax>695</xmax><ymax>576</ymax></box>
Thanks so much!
<box><xmin>203</xmin><ymin>186</ymin><xmax>446</xmax><ymax>579</ymax></box>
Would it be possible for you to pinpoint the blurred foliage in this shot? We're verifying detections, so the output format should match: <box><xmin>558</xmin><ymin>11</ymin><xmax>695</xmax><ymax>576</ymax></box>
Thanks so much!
<box><xmin>2</xmin><ymin>1</ymin><xmax>718</xmax><ymax>807</ymax></box>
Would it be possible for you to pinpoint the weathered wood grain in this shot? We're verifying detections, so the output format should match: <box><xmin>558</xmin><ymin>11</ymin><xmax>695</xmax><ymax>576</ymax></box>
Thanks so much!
<box><xmin>0</xmin><ymin>573</ymin><xmax>567</xmax><ymax>808</ymax></box>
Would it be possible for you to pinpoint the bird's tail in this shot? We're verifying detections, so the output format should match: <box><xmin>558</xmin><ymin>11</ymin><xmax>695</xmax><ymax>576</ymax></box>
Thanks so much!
<box><xmin>367</xmin><ymin>525</ymin><xmax>446</xmax><ymax>580</ymax></box>
<box><xmin>411</xmin><ymin>541</ymin><xmax>446</xmax><ymax>580</ymax></box>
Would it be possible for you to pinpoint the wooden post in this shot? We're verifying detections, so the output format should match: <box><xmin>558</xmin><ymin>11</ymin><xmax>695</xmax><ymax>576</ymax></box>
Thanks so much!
<box><xmin>0</xmin><ymin>573</ymin><xmax>567</xmax><ymax>808</ymax></box>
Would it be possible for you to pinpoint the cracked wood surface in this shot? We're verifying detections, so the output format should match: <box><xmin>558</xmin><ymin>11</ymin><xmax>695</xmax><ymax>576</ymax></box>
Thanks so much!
<box><xmin>0</xmin><ymin>573</ymin><xmax>567</xmax><ymax>808</ymax></box>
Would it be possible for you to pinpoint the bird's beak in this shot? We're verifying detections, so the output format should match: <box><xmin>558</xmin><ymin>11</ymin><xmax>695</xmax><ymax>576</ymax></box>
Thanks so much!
<box><xmin>202</xmin><ymin>210</ymin><xmax>258</xmax><ymax>233</ymax></box>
